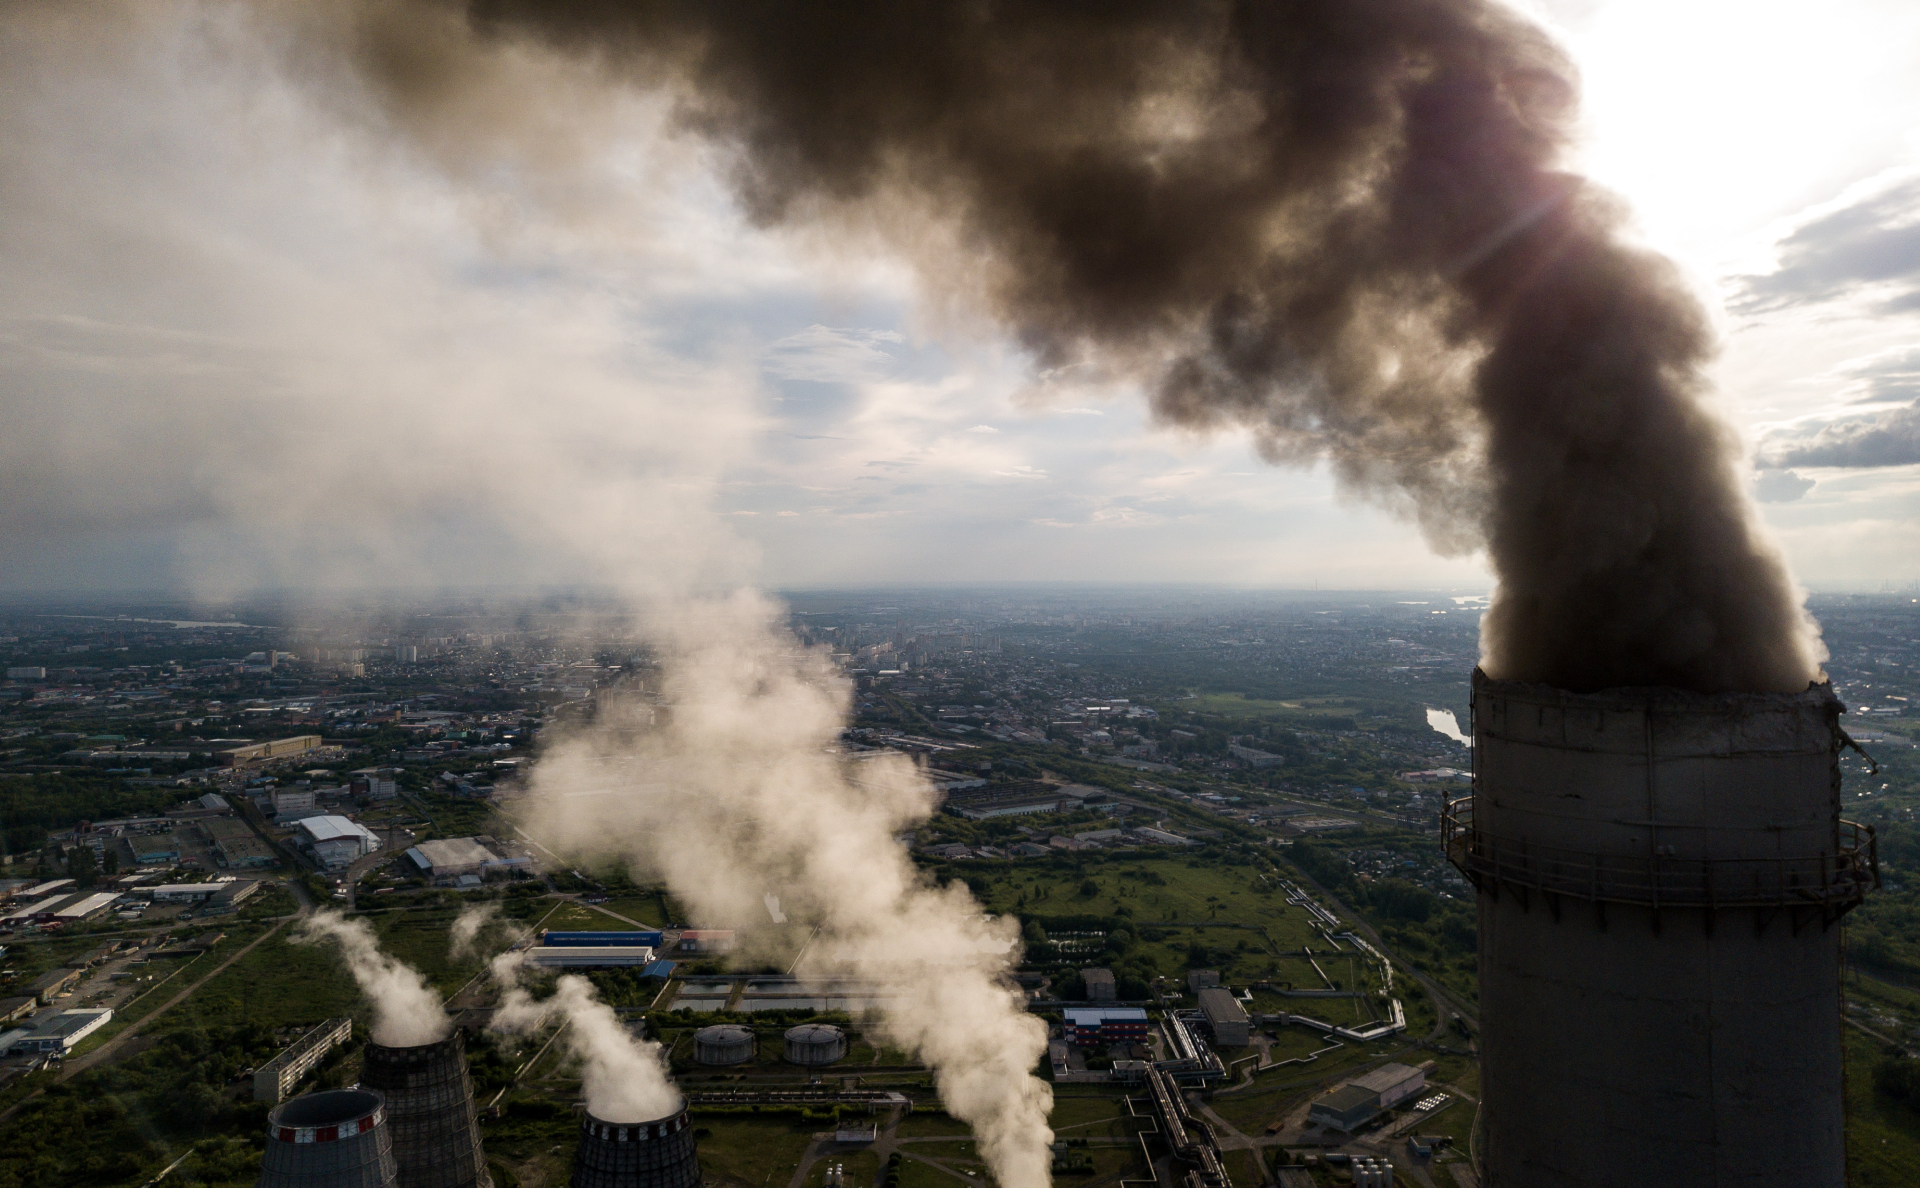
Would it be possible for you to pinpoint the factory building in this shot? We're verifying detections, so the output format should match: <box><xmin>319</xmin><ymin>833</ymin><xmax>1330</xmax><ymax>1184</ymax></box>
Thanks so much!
<box><xmin>1454</xmin><ymin>674</ymin><xmax>1874</xmax><ymax>1186</ymax></box>
<box><xmin>1</xmin><ymin>895</ymin><xmax>68</xmax><ymax>924</ymax></box>
<box><xmin>1196</xmin><ymin>987</ymin><xmax>1250</xmax><ymax>1048</ymax></box>
<box><xmin>405</xmin><ymin>838</ymin><xmax>495</xmax><ymax>880</ymax></box>
<box><xmin>1061</xmin><ymin>1006</ymin><xmax>1150</xmax><ymax>1046</ymax></box>
<box><xmin>405</xmin><ymin>837</ymin><xmax>530</xmax><ymax>881</ymax></box>
<box><xmin>2</xmin><ymin>1008</ymin><xmax>113</xmax><ymax>1054</ymax></box>
<box><xmin>784</xmin><ymin>1024</ymin><xmax>847</xmax><ymax>1066</ymax></box>
<box><xmin>221</xmin><ymin>734</ymin><xmax>322</xmax><ymax>766</ymax></box>
<box><xmin>1081</xmin><ymin>968</ymin><xmax>1116</xmax><ymax>1001</ymax></box>
<box><xmin>543</xmin><ymin>930</ymin><xmax>665</xmax><ymax>948</ymax></box>
<box><xmin>526</xmin><ymin>946</ymin><xmax>656</xmax><ymax>969</ymax></box>
<box><xmin>694</xmin><ymin>1025</ymin><xmax>756</xmax><ymax>1065</ymax></box>
<box><xmin>1307</xmin><ymin>1063</ymin><xmax>1427</xmax><ymax>1133</ymax></box>
<box><xmin>25</xmin><ymin>967</ymin><xmax>81</xmax><ymax>1004</ymax></box>
<box><xmin>297</xmin><ymin>815</ymin><xmax>380</xmax><ymax>870</ymax></box>
<box><xmin>148</xmin><ymin>880</ymin><xmax>232</xmax><ymax>903</ymax></box>
<box><xmin>255</xmin><ymin>1017</ymin><xmax>355</xmax><ymax>1103</ymax></box>
<box><xmin>675</xmin><ymin>930</ymin><xmax>734</xmax><ymax>955</ymax></box>
<box><xmin>256</xmin><ymin>1088</ymin><xmax>397</xmax><ymax>1188</ymax></box>
<box><xmin>53</xmin><ymin>892</ymin><xmax>120</xmax><ymax>922</ymax></box>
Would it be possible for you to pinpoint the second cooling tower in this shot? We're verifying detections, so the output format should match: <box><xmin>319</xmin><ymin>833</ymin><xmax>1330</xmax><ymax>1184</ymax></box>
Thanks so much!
<box><xmin>1448</xmin><ymin>671</ymin><xmax>1876</xmax><ymax>1187</ymax></box>
<box><xmin>360</xmin><ymin>1032</ymin><xmax>492</xmax><ymax>1188</ymax></box>
<box><xmin>571</xmin><ymin>1105</ymin><xmax>701</xmax><ymax>1188</ymax></box>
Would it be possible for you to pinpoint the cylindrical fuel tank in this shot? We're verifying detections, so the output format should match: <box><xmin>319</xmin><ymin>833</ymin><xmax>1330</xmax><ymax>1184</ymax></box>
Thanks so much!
<box><xmin>693</xmin><ymin>1024</ymin><xmax>755</xmax><ymax>1065</ymax></box>
<box><xmin>570</xmin><ymin>1105</ymin><xmax>701</xmax><ymax>1188</ymax></box>
<box><xmin>256</xmin><ymin>1088</ymin><xmax>397</xmax><ymax>1188</ymax></box>
<box><xmin>1449</xmin><ymin>670</ymin><xmax>1874</xmax><ymax>1188</ymax></box>
<box><xmin>783</xmin><ymin>1023</ymin><xmax>846</xmax><ymax>1066</ymax></box>
<box><xmin>359</xmin><ymin>1033</ymin><xmax>492</xmax><ymax>1188</ymax></box>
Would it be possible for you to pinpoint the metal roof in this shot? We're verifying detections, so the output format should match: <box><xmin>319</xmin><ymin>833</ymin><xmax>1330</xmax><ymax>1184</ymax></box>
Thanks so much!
<box><xmin>297</xmin><ymin>815</ymin><xmax>375</xmax><ymax>843</ymax></box>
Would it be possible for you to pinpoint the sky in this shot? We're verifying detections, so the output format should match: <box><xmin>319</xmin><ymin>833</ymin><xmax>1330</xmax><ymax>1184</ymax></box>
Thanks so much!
<box><xmin>1</xmin><ymin>0</ymin><xmax>1917</xmax><ymax>598</ymax></box>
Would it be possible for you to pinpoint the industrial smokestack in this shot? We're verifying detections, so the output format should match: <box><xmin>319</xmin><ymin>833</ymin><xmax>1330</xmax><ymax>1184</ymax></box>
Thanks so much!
<box><xmin>256</xmin><ymin>1088</ymin><xmax>398</xmax><ymax>1188</ymax></box>
<box><xmin>1448</xmin><ymin>670</ymin><xmax>1877</xmax><ymax>1186</ymax></box>
<box><xmin>359</xmin><ymin>1033</ymin><xmax>493</xmax><ymax>1188</ymax></box>
<box><xmin>570</xmin><ymin>1105</ymin><xmax>701</xmax><ymax>1188</ymax></box>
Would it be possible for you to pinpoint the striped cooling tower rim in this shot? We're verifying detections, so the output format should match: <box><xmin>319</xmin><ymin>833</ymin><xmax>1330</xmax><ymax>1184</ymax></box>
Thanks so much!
<box><xmin>584</xmin><ymin>1110</ymin><xmax>690</xmax><ymax>1141</ymax></box>
<box><xmin>273</xmin><ymin>1106</ymin><xmax>385</xmax><ymax>1144</ymax></box>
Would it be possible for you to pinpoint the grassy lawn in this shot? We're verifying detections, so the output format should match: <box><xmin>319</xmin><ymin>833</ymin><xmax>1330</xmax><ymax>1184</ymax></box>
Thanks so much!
<box><xmin>1406</xmin><ymin>1096</ymin><xmax>1476</xmax><ymax>1158</ymax></box>
<box><xmin>698</xmin><ymin>1116</ymin><xmax>824</xmax><ymax>1188</ymax></box>
<box><xmin>960</xmin><ymin>856</ymin><xmax>1329</xmax><ymax>986</ymax></box>
<box><xmin>802</xmin><ymin>1149</ymin><xmax>878</xmax><ymax>1188</ymax></box>
<box><xmin>897</xmin><ymin>1154</ymin><xmax>978</xmax><ymax>1188</ymax></box>
<box><xmin>896</xmin><ymin>1113</ymin><xmax>977</xmax><ymax>1138</ymax></box>
<box><xmin>1846</xmin><ymin>1027</ymin><xmax>1920</xmax><ymax>1186</ymax></box>
<box><xmin>1046</xmin><ymin>1092</ymin><xmax>1129</xmax><ymax>1131</ymax></box>
<box><xmin>1184</xmin><ymin>694</ymin><xmax>1361</xmax><ymax>720</ymax></box>
<box><xmin>1222</xmin><ymin>1148</ymin><xmax>1265</xmax><ymax>1188</ymax></box>
<box><xmin>588</xmin><ymin>895</ymin><xmax>668</xmax><ymax>927</ymax></box>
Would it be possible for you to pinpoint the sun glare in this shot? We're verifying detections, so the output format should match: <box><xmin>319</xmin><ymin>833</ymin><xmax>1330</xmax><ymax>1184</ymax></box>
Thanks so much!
<box><xmin>1541</xmin><ymin>0</ymin><xmax>1920</xmax><ymax>273</ymax></box>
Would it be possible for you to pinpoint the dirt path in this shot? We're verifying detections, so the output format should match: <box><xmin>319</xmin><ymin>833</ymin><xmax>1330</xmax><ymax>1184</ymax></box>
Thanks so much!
<box><xmin>61</xmin><ymin>915</ymin><xmax>295</xmax><ymax>1078</ymax></box>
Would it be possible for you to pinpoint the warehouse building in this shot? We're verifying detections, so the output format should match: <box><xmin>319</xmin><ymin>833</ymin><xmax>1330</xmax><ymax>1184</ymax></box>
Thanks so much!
<box><xmin>402</xmin><ymin>836</ymin><xmax>528</xmax><ymax>881</ymax></box>
<box><xmin>1307</xmin><ymin>1062</ymin><xmax>1428</xmax><ymax>1133</ymax></box>
<box><xmin>26</xmin><ymin>968</ymin><xmax>81</xmax><ymax>1004</ymax></box>
<box><xmin>53</xmin><ymin>892</ymin><xmax>121</xmax><ymax>922</ymax></box>
<box><xmin>148</xmin><ymin>881</ymin><xmax>230</xmax><ymax>903</ymax></box>
<box><xmin>542</xmin><ymin>929</ymin><xmax>665</xmax><ymax>948</ymax></box>
<box><xmin>1197</xmin><ymin>987</ymin><xmax>1251</xmax><ymax>1048</ymax></box>
<box><xmin>295</xmin><ymin>815</ymin><xmax>379</xmax><ymax>870</ymax></box>
<box><xmin>676</xmin><ymin>930</ymin><xmax>735</xmax><ymax>954</ymax></box>
<box><xmin>525</xmin><ymin>945</ymin><xmax>656</xmax><ymax>968</ymax></box>
<box><xmin>1082</xmin><ymin>968</ymin><xmax>1116</xmax><ymax>1001</ymax></box>
<box><xmin>1062</xmin><ymin>1006</ymin><xmax>1151</xmax><ymax>1046</ymax></box>
<box><xmin>2</xmin><ymin>1008</ymin><xmax>112</xmax><ymax>1054</ymax></box>
<box><xmin>220</xmin><ymin>735</ymin><xmax>322</xmax><ymax>766</ymax></box>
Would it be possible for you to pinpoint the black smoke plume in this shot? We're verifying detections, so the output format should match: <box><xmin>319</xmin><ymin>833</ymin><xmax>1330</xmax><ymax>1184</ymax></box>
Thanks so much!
<box><xmin>328</xmin><ymin>0</ymin><xmax>1824</xmax><ymax>693</ymax></box>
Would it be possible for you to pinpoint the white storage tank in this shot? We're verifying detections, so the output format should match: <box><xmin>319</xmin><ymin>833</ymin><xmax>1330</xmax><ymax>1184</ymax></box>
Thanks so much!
<box><xmin>693</xmin><ymin>1024</ymin><xmax>756</xmax><ymax>1066</ymax></box>
<box><xmin>783</xmin><ymin>1023</ymin><xmax>846</xmax><ymax>1066</ymax></box>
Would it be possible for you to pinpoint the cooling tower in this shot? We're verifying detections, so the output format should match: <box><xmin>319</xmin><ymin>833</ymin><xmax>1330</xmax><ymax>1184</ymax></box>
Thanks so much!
<box><xmin>693</xmin><ymin>1024</ymin><xmax>755</xmax><ymax>1065</ymax></box>
<box><xmin>257</xmin><ymin>1088</ymin><xmax>397</xmax><ymax>1188</ymax></box>
<box><xmin>570</xmin><ymin>1105</ymin><xmax>701</xmax><ymax>1188</ymax></box>
<box><xmin>359</xmin><ymin>1033</ymin><xmax>492</xmax><ymax>1188</ymax></box>
<box><xmin>1447</xmin><ymin>670</ymin><xmax>1877</xmax><ymax>1187</ymax></box>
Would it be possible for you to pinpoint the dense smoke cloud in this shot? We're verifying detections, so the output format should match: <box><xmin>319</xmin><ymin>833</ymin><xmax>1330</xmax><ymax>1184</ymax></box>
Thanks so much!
<box><xmin>298</xmin><ymin>911</ymin><xmax>452</xmax><ymax>1047</ymax></box>
<box><xmin>305</xmin><ymin>0</ymin><xmax>1824</xmax><ymax>694</ymax></box>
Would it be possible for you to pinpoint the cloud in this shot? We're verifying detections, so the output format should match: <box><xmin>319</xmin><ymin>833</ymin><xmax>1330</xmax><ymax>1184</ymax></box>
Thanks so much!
<box><xmin>1734</xmin><ymin>171</ymin><xmax>1920</xmax><ymax>314</ymax></box>
<box><xmin>1752</xmin><ymin>468</ymin><xmax>1815</xmax><ymax>502</ymax></box>
<box><xmin>761</xmin><ymin>325</ymin><xmax>903</xmax><ymax>383</ymax></box>
<box><xmin>966</xmin><ymin>424</ymin><xmax>999</xmax><ymax>433</ymax></box>
<box><xmin>1759</xmin><ymin>403</ymin><xmax>1920</xmax><ymax>469</ymax></box>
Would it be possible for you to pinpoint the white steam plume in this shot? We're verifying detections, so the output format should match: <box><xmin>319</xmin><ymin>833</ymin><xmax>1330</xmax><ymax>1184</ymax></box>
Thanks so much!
<box><xmin>490</xmin><ymin>957</ymin><xmax>679</xmax><ymax>1125</ymax></box>
<box><xmin>450</xmin><ymin>902</ymin><xmax>506</xmax><ymax>961</ymax></box>
<box><xmin>524</xmin><ymin>594</ymin><xmax>1054</xmax><ymax>1187</ymax></box>
<box><xmin>298</xmin><ymin>910</ymin><xmax>450</xmax><ymax>1047</ymax></box>
<box><xmin>1</xmin><ymin>10</ymin><xmax>1053</xmax><ymax>1185</ymax></box>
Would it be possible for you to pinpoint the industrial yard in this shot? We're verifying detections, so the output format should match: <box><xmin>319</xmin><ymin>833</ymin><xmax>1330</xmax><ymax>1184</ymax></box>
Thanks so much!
<box><xmin>1</xmin><ymin>590</ymin><xmax>1916</xmax><ymax>1185</ymax></box>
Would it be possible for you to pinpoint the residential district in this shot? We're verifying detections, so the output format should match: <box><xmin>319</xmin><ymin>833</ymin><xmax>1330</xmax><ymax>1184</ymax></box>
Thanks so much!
<box><xmin>0</xmin><ymin>588</ymin><xmax>1915</xmax><ymax>1187</ymax></box>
